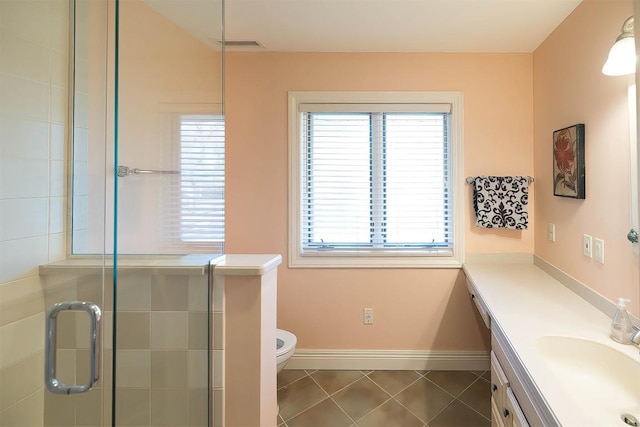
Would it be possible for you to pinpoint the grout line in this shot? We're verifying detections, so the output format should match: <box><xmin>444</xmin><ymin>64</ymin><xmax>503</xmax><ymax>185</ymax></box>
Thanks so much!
<box><xmin>456</xmin><ymin>377</ymin><xmax>492</xmax><ymax>421</ymax></box>
<box><xmin>391</xmin><ymin>396</ymin><xmax>431</xmax><ymax>425</ymax></box>
<box><xmin>277</xmin><ymin>371</ymin><xmax>309</xmax><ymax>390</ymax></box>
<box><xmin>328</xmin><ymin>395</ymin><xmax>360</xmax><ymax>426</ymax></box>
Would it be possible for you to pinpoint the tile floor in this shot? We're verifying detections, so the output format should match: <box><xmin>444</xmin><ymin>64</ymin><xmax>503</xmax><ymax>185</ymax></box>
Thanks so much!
<box><xmin>277</xmin><ymin>370</ymin><xmax>491</xmax><ymax>427</ymax></box>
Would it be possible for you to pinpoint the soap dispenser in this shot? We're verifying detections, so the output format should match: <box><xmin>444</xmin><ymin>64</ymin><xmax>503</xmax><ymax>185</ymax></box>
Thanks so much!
<box><xmin>611</xmin><ymin>298</ymin><xmax>633</xmax><ymax>344</ymax></box>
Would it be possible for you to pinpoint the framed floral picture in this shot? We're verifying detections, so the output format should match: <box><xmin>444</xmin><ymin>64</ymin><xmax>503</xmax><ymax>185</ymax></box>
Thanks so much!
<box><xmin>553</xmin><ymin>124</ymin><xmax>585</xmax><ymax>199</ymax></box>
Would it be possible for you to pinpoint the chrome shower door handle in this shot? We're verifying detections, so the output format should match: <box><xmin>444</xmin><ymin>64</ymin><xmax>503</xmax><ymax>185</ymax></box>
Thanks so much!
<box><xmin>45</xmin><ymin>301</ymin><xmax>102</xmax><ymax>394</ymax></box>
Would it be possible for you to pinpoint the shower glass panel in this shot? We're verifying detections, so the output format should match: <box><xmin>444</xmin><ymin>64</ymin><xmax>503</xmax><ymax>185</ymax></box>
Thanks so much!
<box><xmin>112</xmin><ymin>0</ymin><xmax>223</xmax><ymax>426</ymax></box>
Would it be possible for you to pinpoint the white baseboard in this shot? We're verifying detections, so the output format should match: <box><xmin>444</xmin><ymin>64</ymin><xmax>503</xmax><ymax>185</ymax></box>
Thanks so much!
<box><xmin>285</xmin><ymin>349</ymin><xmax>490</xmax><ymax>371</ymax></box>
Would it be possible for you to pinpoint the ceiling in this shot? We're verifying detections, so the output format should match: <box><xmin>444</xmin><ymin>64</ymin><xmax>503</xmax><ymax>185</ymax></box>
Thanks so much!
<box><xmin>146</xmin><ymin>0</ymin><xmax>585</xmax><ymax>53</ymax></box>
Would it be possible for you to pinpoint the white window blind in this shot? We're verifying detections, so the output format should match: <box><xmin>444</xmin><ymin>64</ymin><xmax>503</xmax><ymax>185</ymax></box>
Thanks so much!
<box><xmin>164</xmin><ymin>114</ymin><xmax>225</xmax><ymax>252</ymax></box>
<box><xmin>301</xmin><ymin>110</ymin><xmax>453</xmax><ymax>255</ymax></box>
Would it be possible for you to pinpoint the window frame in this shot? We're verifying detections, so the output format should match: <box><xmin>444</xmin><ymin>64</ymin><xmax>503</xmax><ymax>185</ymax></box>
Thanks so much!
<box><xmin>288</xmin><ymin>91</ymin><xmax>465</xmax><ymax>268</ymax></box>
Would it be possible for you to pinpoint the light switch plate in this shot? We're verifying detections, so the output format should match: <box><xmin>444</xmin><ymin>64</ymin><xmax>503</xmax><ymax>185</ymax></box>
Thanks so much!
<box><xmin>583</xmin><ymin>234</ymin><xmax>593</xmax><ymax>258</ymax></box>
<box><xmin>547</xmin><ymin>223</ymin><xmax>556</xmax><ymax>242</ymax></box>
<box><xmin>594</xmin><ymin>238</ymin><xmax>605</xmax><ymax>264</ymax></box>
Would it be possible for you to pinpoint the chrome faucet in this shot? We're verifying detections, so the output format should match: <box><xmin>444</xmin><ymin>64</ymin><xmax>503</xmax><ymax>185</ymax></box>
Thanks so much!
<box><xmin>632</xmin><ymin>325</ymin><xmax>640</xmax><ymax>353</ymax></box>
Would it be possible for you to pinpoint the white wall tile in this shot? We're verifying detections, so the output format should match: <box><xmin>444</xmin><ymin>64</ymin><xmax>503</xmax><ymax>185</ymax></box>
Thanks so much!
<box><xmin>75</xmin><ymin>59</ymin><xmax>89</xmax><ymax>93</ymax></box>
<box><xmin>49</xmin><ymin>196</ymin><xmax>65</xmax><ymax>234</ymax></box>
<box><xmin>48</xmin><ymin>0</ymin><xmax>69</xmax><ymax>52</ymax></box>
<box><xmin>0</xmin><ymin>312</ymin><xmax>44</xmax><ymax>369</ymax></box>
<box><xmin>50</xmin><ymin>123</ymin><xmax>65</xmax><ymax>161</ymax></box>
<box><xmin>0</xmin><ymin>75</ymin><xmax>49</xmax><ymax>121</ymax></box>
<box><xmin>50</xmin><ymin>50</ymin><xmax>68</xmax><ymax>89</ymax></box>
<box><xmin>0</xmin><ymin>118</ymin><xmax>49</xmax><ymax>160</ymax></box>
<box><xmin>50</xmin><ymin>159</ymin><xmax>65</xmax><ymax>197</ymax></box>
<box><xmin>0</xmin><ymin>34</ymin><xmax>50</xmax><ymax>83</ymax></box>
<box><xmin>74</xmin><ymin>92</ymin><xmax>88</xmax><ymax>128</ymax></box>
<box><xmin>0</xmin><ymin>157</ymin><xmax>49</xmax><ymax>199</ymax></box>
<box><xmin>50</xmin><ymin>85</ymin><xmax>67</xmax><ymax>124</ymax></box>
<box><xmin>73</xmin><ymin>127</ymin><xmax>88</xmax><ymax>161</ymax></box>
<box><xmin>0</xmin><ymin>0</ymin><xmax>50</xmax><ymax>46</ymax></box>
<box><xmin>0</xmin><ymin>235</ymin><xmax>48</xmax><ymax>283</ymax></box>
<box><xmin>0</xmin><ymin>197</ymin><xmax>49</xmax><ymax>241</ymax></box>
<box><xmin>48</xmin><ymin>232</ymin><xmax>65</xmax><ymax>262</ymax></box>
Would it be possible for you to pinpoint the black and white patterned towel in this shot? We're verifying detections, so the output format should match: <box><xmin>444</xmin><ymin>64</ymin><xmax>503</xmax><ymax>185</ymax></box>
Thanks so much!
<box><xmin>473</xmin><ymin>176</ymin><xmax>529</xmax><ymax>229</ymax></box>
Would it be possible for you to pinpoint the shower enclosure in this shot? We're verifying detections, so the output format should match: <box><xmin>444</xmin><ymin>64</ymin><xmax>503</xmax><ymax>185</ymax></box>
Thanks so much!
<box><xmin>0</xmin><ymin>0</ymin><xmax>224</xmax><ymax>425</ymax></box>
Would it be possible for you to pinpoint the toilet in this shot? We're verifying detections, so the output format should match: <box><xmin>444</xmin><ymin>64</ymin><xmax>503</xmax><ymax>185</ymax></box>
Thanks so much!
<box><xmin>276</xmin><ymin>329</ymin><xmax>297</xmax><ymax>372</ymax></box>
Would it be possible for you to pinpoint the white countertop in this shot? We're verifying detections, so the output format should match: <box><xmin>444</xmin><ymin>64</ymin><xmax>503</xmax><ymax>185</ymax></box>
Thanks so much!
<box><xmin>463</xmin><ymin>261</ymin><xmax>640</xmax><ymax>426</ymax></box>
<box><xmin>212</xmin><ymin>254</ymin><xmax>282</xmax><ymax>275</ymax></box>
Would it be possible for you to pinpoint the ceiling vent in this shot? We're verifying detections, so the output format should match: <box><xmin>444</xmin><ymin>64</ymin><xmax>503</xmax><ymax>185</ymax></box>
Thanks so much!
<box><xmin>218</xmin><ymin>40</ymin><xmax>264</xmax><ymax>50</ymax></box>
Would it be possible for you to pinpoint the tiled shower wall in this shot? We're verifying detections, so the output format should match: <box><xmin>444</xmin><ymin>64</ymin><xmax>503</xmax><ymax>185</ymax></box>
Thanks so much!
<box><xmin>0</xmin><ymin>0</ymin><xmax>70</xmax><ymax>424</ymax></box>
<box><xmin>39</xmin><ymin>268</ymin><xmax>212</xmax><ymax>427</ymax></box>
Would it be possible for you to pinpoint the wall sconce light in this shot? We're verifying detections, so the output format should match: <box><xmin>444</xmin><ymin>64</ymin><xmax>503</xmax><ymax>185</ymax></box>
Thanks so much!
<box><xmin>602</xmin><ymin>16</ymin><xmax>636</xmax><ymax>76</ymax></box>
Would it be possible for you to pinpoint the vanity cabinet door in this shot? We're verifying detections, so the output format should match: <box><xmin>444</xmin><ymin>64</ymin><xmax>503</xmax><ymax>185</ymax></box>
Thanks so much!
<box><xmin>491</xmin><ymin>397</ymin><xmax>506</xmax><ymax>427</ymax></box>
<box><xmin>506</xmin><ymin>387</ymin><xmax>530</xmax><ymax>427</ymax></box>
<box><xmin>491</xmin><ymin>351</ymin><xmax>509</xmax><ymax>412</ymax></box>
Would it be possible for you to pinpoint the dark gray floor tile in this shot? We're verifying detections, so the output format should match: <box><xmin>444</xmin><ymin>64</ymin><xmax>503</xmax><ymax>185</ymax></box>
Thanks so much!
<box><xmin>458</xmin><ymin>378</ymin><xmax>491</xmax><ymax>419</ymax></box>
<box><xmin>395</xmin><ymin>378</ymin><xmax>454</xmax><ymax>423</ymax></box>
<box><xmin>278</xmin><ymin>370</ymin><xmax>308</xmax><ymax>389</ymax></box>
<box><xmin>311</xmin><ymin>370</ymin><xmax>364</xmax><ymax>395</ymax></box>
<box><xmin>368</xmin><ymin>370</ymin><xmax>421</xmax><ymax>396</ymax></box>
<box><xmin>286</xmin><ymin>397</ymin><xmax>353</xmax><ymax>427</ymax></box>
<box><xmin>429</xmin><ymin>400</ymin><xmax>490</xmax><ymax>427</ymax></box>
<box><xmin>357</xmin><ymin>399</ymin><xmax>424</xmax><ymax>427</ymax></box>
<box><xmin>425</xmin><ymin>371</ymin><xmax>479</xmax><ymax>397</ymax></box>
<box><xmin>332</xmin><ymin>377</ymin><xmax>390</xmax><ymax>421</ymax></box>
<box><xmin>278</xmin><ymin>375</ymin><xmax>328</xmax><ymax>420</ymax></box>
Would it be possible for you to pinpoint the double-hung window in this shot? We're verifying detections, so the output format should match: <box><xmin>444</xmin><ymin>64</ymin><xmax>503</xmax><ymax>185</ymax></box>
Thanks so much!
<box><xmin>288</xmin><ymin>92</ymin><xmax>463</xmax><ymax>268</ymax></box>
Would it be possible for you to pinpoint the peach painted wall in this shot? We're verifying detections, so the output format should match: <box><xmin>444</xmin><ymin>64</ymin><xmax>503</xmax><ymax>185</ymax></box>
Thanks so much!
<box><xmin>225</xmin><ymin>53</ymin><xmax>534</xmax><ymax>349</ymax></box>
<box><xmin>533</xmin><ymin>0</ymin><xmax>639</xmax><ymax>316</ymax></box>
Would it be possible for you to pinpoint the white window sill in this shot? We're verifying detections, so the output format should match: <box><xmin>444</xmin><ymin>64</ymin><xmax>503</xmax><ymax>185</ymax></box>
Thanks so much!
<box><xmin>288</xmin><ymin>253</ymin><xmax>463</xmax><ymax>269</ymax></box>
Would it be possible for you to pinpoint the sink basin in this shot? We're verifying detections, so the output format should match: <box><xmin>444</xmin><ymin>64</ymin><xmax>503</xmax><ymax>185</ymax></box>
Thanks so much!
<box><xmin>536</xmin><ymin>336</ymin><xmax>640</xmax><ymax>423</ymax></box>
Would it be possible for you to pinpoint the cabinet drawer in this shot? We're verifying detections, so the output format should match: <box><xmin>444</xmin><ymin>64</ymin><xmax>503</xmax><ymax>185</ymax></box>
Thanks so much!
<box><xmin>467</xmin><ymin>279</ymin><xmax>491</xmax><ymax>328</ymax></box>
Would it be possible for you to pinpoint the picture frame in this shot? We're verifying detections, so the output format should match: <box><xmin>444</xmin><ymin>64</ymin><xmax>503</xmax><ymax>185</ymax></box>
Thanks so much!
<box><xmin>553</xmin><ymin>123</ymin><xmax>585</xmax><ymax>199</ymax></box>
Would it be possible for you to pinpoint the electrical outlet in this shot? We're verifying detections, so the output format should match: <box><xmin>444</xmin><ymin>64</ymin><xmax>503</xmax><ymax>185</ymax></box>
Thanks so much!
<box><xmin>583</xmin><ymin>234</ymin><xmax>593</xmax><ymax>258</ymax></box>
<box><xmin>363</xmin><ymin>308</ymin><xmax>374</xmax><ymax>325</ymax></box>
<box><xmin>547</xmin><ymin>223</ymin><xmax>556</xmax><ymax>242</ymax></box>
<box><xmin>594</xmin><ymin>238</ymin><xmax>605</xmax><ymax>264</ymax></box>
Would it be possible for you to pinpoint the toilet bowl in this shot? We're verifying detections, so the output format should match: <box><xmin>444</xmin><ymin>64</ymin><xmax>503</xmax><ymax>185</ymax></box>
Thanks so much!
<box><xmin>276</xmin><ymin>329</ymin><xmax>297</xmax><ymax>373</ymax></box>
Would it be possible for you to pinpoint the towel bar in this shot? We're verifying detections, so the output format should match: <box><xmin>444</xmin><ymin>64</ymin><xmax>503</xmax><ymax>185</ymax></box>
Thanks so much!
<box><xmin>466</xmin><ymin>176</ymin><xmax>534</xmax><ymax>184</ymax></box>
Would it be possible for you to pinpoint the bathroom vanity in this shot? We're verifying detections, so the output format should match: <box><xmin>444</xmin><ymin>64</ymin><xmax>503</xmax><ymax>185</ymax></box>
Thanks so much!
<box><xmin>464</xmin><ymin>259</ymin><xmax>640</xmax><ymax>427</ymax></box>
